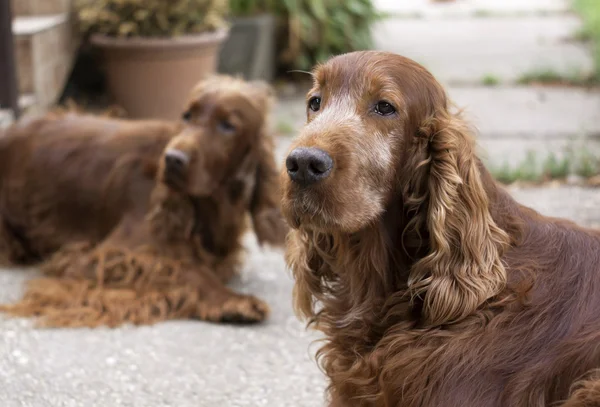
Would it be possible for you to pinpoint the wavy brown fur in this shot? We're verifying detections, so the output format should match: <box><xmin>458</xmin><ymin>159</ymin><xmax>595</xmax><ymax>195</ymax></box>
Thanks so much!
<box><xmin>280</xmin><ymin>51</ymin><xmax>600</xmax><ymax>406</ymax></box>
<box><xmin>0</xmin><ymin>75</ymin><xmax>288</xmax><ymax>328</ymax></box>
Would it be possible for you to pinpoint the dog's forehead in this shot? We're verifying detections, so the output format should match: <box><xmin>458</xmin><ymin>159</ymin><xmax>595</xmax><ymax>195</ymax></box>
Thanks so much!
<box><xmin>187</xmin><ymin>90</ymin><xmax>261</xmax><ymax>119</ymax></box>
<box><xmin>314</xmin><ymin>53</ymin><xmax>405</xmax><ymax>98</ymax></box>
<box><xmin>312</xmin><ymin>51</ymin><xmax>447</xmax><ymax>118</ymax></box>
<box><xmin>187</xmin><ymin>77</ymin><xmax>267</xmax><ymax>112</ymax></box>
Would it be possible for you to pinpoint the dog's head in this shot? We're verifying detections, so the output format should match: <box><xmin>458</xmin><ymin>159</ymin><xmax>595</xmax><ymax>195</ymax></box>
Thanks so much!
<box><xmin>282</xmin><ymin>51</ymin><xmax>511</xmax><ymax>325</ymax></box>
<box><xmin>159</xmin><ymin>75</ymin><xmax>273</xmax><ymax>198</ymax></box>
<box><xmin>280</xmin><ymin>51</ymin><xmax>451</xmax><ymax>233</ymax></box>
<box><xmin>158</xmin><ymin>75</ymin><xmax>288</xmax><ymax>247</ymax></box>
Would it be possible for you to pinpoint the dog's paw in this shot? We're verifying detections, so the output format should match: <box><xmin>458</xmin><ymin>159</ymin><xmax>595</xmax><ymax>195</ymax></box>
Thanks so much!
<box><xmin>219</xmin><ymin>295</ymin><xmax>270</xmax><ymax>324</ymax></box>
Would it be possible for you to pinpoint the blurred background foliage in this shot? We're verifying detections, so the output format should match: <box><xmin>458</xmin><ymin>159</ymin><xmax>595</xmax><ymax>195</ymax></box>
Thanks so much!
<box><xmin>74</xmin><ymin>0</ymin><xmax>382</xmax><ymax>75</ymax></box>
<box><xmin>229</xmin><ymin>0</ymin><xmax>383</xmax><ymax>73</ymax></box>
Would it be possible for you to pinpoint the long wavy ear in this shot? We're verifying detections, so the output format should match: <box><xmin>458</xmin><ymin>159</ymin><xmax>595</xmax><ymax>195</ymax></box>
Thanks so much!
<box><xmin>407</xmin><ymin>109</ymin><xmax>510</xmax><ymax>326</ymax></box>
<box><xmin>286</xmin><ymin>228</ymin><xmax>338</xmax><ymax>323</ymax></box>
<box><xmin>250</xmin><ymin>133</ymin><xmax>289</xmax><ymax>246</ymax></box>
<box><xmin>248</xmin><ymin>82</ymin><xmax>289</xmax><ymax>247</ymax></box>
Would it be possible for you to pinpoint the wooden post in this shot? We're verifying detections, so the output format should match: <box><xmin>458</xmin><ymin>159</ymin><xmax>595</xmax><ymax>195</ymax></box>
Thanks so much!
<box><xmin>0</xmin><ymin>0</ymin><xmax>20</xmax><ymax>120</ymax></box>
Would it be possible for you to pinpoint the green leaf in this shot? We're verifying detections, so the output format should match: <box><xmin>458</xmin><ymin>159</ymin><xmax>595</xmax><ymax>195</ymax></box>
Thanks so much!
<box><xmin>282</xmin><ymin>0</ymin><xmax>299</xmax><ymax>13</ymax></box>
<box><xmin>299</xmin><ymin>13</ymin><xmax>318</xmax><ymax>46</ymax></box>
<box><xmin>345</xmin><ymin>0</ymin><xmax>367</xmax><ymax>15</ymax></box>
<box><xmin>308</xmin><ymin>0</ymin><xmax>327</xmax><ymax>21</ymax></box>
<box><xmin>316</xmin><ymin>47</ymin><xmax>330</xmax><ymax>64</ymax></box>
<box><xmin>297</xmin><ymin>53</ymin><xmax>312</xmax><ymax>70</ymax></box>
<box><xmin>332</xmin><ymin>9</ymin><xmax>350</xmax><ymax>27</ymax></box>
<box><xmin>323</xmin><ymin>25</ymin><xmax>343</xmax><ymax>49</ymax></box>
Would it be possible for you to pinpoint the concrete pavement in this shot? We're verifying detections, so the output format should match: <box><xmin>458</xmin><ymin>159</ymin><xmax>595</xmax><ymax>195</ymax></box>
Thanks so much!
<box><xmin>374</xmin><ymin>15</ymin><xmax>593</xmax><ymax>85</ymax></box>
<box><xmin>374</xmin><ymin>0</ymin><xmax>571</xmax><ymax>17</ymax></box>
<box><xmin>0</xmin><ymin>234</ymin><xmax>327</xmax><ymax>407</ymax></box>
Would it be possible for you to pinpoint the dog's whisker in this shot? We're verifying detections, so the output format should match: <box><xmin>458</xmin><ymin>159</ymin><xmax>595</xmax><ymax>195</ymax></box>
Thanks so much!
<box><xmin>287</xmin><ymin>70</ymin><xmax>315</xmax><ymax>77</ymax></box>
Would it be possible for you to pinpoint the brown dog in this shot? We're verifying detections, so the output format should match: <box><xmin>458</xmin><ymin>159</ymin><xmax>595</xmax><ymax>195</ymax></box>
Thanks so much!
<box><xmin>281</xmin><ymin>51</ymin><xmax>600</xmax><ymax>407</ymax></box>
<box><xmin>0</xmin><ymin>75</ymin><xmax>288</xmax><ymax>328</ymax></box>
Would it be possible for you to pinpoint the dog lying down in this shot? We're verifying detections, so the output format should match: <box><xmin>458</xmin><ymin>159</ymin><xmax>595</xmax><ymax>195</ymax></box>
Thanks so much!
<box><xmin>0</xmin><ymin>75</ymin><xmax>288</xmax><ymax>328</ymax></box>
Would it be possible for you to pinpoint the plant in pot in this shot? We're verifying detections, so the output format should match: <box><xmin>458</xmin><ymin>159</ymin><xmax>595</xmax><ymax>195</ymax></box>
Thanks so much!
<box><xmin>75</xmin><ymin>0</ymin><xmax>230</xmax><ymax>120</ymax></box>
<box><xmin>218</xmin><ymin>0</ymin><xmax>276</xmax><ymax>82</ymax></box>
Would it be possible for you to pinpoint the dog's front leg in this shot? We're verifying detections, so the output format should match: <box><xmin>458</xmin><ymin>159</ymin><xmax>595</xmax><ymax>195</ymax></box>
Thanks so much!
<box><xmin>184</xmin><ymin>265</ymin><xmax>270</xmax><ymax>324</ymax></box>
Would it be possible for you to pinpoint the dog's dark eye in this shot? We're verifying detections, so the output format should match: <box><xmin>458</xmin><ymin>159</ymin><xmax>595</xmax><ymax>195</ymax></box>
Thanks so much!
<box><xmin>218</xmin><ymin>120</ymin><xmax>236</xmax><ymax>133</ymax></box>
<box><xmin>375</xmin><ymin>101</ymin><xmax>396</xmax><ymax>116</ymax></box>
<box><xmin>308</xmin><ymin>96</ymin><xmax>321</xmax><ymax>112</ymax></box>
<box><xmin>182</xmin><ymin>110</ymin><xmax>192</xmax><ymax>121</ymax></box>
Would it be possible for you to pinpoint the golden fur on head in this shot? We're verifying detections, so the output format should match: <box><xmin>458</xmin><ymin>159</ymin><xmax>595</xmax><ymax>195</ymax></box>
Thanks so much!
<box><xmin>282</xmin><ymin>51</ymin><xmax>600</xmax><ymax>407</ymax></box>
<box><xmin>0</xmin><ymin>75</ymin><xmax>287</xmax><ymax>328</ymax></box>
<box><xmin>189</xmin><ymin>75</ymin><xmax>275</xmax><ymax>114</ymax></box>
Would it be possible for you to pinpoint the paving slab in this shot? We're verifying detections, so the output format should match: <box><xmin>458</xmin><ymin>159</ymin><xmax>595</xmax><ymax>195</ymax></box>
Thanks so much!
<box><xmin>373</xmin><ymin>15</ymin><xmax>593</xmax><ymax>85</ymax></box>
<box><xmin>453</xmin><ymin>86</ymin><xmax>600</xmax><ymax>168</ymax></box>
<box><xmin>374</xmin><ymin>0</ymin><xmax>571</xmax><ymax>17</ymax></box>
<box><xmin>508</xmin><ymin>185</ymin><xmax>600</xmax><ymax>228</ymax></box>
<box><xmin>452</xmin><ymin>86</ymin><xmax>600</xmax><ymax>140</ymax></box>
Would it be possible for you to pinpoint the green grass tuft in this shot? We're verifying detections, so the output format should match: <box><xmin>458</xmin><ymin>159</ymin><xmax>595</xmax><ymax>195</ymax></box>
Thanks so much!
<box><xmin>490</xmin><ymin>160</ymin><xmax>518</xmax><ymax>185</ymax></box>
<box><xmin>574</xmin><ymin>150</ymin><xmax>598</xmax><ymax>178</ymax></box>
<box><xmin>481</xmin><ymin>74</ymin><xmax>500</xmax><ymax>86</ymax></box>
<box><xmin>516</xmin><ymin>69</ymin><xmax>591</xmax><ymax>86</ymax></box>
<box><xmin>573</xmin><ymin>0</ymin><xmax>600</xmax><ymax>82</ymax></box>
<box><xmin>542</xmin><ymin>153</ymin><xmax>570</xmax><ymax>180</ymax></box>
<box><xmin>514</xmin><ymin>151</ymin><xmax>541</xmax><ymax>182</ymax></box>
<box><xmin>473</xmin><ymin>9</ymin><xmax>493</xmax><ymax>18</ymax></box>
<box><xmin>490</xmin><ymin>147</ymin><xmax>600</xmax><ymax>185</ymax></box>
<box><xmin>489</xmin><ymin>151</ymin><xmax>542</xmax><ymax>184</ymax></box>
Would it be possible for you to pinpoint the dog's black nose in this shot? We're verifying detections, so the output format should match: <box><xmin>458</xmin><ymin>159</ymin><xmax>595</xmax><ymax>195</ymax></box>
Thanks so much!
<box><xmin>164</xmin><ymin>149</ymin><xmax>189</xmax><ymax>169</ymax></box>
<box><xmin>286</xmin><ymin>147</ymin><xmax>333</xmax><ymax>186</ymax></box>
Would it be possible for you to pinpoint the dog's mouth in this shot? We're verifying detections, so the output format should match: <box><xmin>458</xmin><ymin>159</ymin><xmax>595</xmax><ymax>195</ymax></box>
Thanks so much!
<box><xmin>161</xmin><ymin>142</ymin><xmax>253</xmax><ymax>198</ymax></box>
<box><xmin>283</xmin><ymin>180</ymin><xmax>385</xmax><ymax>234</ymax></box>
<box><xmin>162</xmin><ymin>166</ymin><xmax>187</xmax><ymax>192</ymax></box>
<box><xmin>162</xmin><ymin>148</ymin><xmax>195</xmax><ymax>193</ymax></box>
<box><xmin>283</xmin><ymin>187</ymin><xmax>336</xmax><ymax>231</ymax></box>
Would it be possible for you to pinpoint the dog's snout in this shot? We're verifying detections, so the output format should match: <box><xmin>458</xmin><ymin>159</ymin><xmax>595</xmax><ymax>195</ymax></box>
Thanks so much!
<box><xmin>163</xmin><ymin>149</ymin><xmax>191</xmax><ymax>191</ymax></box>
<box><xmin>164</xmin><ymin>149</ymin><xmax>190</xmax><ymax>169</ymax></box>
<box><xmin>286</xmin><ymin>147</ymin><xmax>333</xmax><ymax>186</ymax></box>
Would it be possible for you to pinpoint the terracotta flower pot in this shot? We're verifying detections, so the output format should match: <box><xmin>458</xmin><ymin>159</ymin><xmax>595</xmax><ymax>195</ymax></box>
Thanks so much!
<box><xmin>91</xmin><ymin>30</ymin><xmax>228</xmax><ymax>120</ymax></box>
